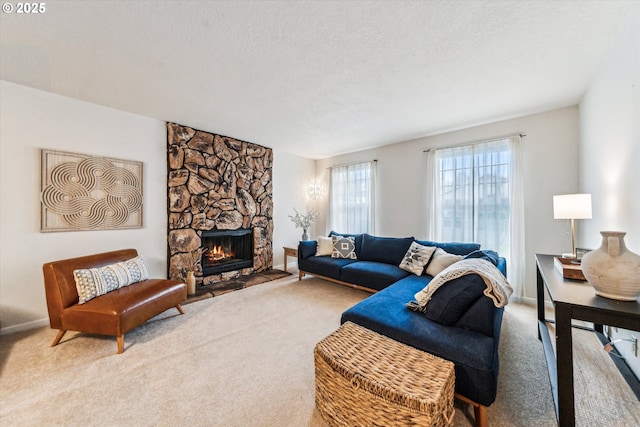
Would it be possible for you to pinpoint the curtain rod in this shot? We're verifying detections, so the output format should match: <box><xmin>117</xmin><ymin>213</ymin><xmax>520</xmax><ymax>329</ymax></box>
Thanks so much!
<box><xmin>327</xmin><ymin>159</ymin><xmax>377</xmax><ymax>170</ymax></box>
<box><xmin>422</xmin><ymin>132</ymin><xmax>526</xmax><ymax>153</ymax></box>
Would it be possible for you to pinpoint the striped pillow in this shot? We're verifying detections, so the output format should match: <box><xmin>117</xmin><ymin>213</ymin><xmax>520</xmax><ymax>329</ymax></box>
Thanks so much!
<box><xmin>73</xmin><ymin>256</ymin><xmax>149</xmax><ymax>304</ymax></box>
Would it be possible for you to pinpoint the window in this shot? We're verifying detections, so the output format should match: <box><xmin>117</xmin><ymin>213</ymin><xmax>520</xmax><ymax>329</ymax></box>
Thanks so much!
<box><xmin>426</xmin><ymin>135</ymin><xmax>524</xmax><ymax>297</ymax></box>
<box><xmin>329</xmin><ymin>161</ymin><xmax>376</xmax><ymax>234</ymax></box>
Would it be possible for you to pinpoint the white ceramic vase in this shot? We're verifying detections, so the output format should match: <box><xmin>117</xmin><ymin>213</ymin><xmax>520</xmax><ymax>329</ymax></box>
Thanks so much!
<box><xmin>581</xmin><ymin>231</ymin><xmax>640</xmax><ymax>301</ymax></box>
<box><xmin>302</xmin><ymin>228</ymin><xmax>310</xmax><ymax>241</ymax></box>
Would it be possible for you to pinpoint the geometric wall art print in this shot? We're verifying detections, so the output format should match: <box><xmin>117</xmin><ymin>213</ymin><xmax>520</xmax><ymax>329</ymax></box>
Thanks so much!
<box><xmin>40</xmin><ymin>149</ymin><xmax>143</xmax><ymax>232</ymax></box>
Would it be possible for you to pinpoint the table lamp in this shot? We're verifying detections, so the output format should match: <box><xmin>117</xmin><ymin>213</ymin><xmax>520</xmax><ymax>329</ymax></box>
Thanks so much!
<box><xmin>553</xmin><ymin>193</ymin><xmax>592</xmax><ymax>258</ymax></box>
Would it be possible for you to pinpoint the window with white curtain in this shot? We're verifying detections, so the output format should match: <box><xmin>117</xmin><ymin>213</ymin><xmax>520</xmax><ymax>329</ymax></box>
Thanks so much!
<box><xmin>426</xmin><ymin>135</ymin><xmax>525</xmax><ymax>298</ymax></box>
<box><xmin>329</xmin><ymin>161</ymin><xmax>376</xmax><ymax>234</ymax></box>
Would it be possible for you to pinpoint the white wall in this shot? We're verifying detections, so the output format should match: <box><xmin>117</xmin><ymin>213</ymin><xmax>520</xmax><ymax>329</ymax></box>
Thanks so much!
<box><xmin>579</xmin><ymin>4</ymin><xmax>640</xmax><ymax>375</ymax></box>
<box><xmin>0</xmin><ymin>80</ymin><xmax>168</xmax><ymax>333</ymax></box>
<box><xmin>316</xmin><ymin>107</ymin><xmax>581</xmax><ymax>299</ymax></box>
<box><xmin>272</xmin><ymin>149</ymin><xmax>317</xmax><ymax>270</ymax></box>
<box><xmin>579</xmin><ymin>5</ymin><xmax>639</xmax><ymax>252</ymax></box>
<box><xmin>0</xmin><ymin>80</ymin><xmax>315</xmax><ymax>333</ymax></box>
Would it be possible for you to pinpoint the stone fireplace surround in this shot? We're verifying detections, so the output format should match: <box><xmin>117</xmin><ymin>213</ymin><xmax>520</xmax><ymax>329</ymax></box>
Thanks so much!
<box><xmin>166</xmin><ymin>122</ymin><xmax>273</xmax><ymax>287</ymax></box>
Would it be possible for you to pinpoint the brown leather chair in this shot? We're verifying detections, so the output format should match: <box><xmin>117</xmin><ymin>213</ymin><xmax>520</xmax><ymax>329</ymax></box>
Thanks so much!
<box><xmin>43</xmin><ymin>248</ymin><xmax>187</xmax><ymax>354</ymax></box>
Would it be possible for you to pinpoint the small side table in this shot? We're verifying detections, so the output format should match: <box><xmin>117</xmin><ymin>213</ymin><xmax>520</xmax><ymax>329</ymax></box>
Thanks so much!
<box><xmin>283</xmin><ymin>246</ymin><xmax>298</xmax><ymax>272</ymax></box>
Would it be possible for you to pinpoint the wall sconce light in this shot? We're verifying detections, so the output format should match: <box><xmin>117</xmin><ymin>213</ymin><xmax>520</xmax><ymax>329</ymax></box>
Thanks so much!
<box><xmin>308</xmin><ymin>181</ymin><xmax>323</xmax><ymax>200</ymax></box>
<box><xmin>553</xmin><ymin>193</ymin><xmax>592</xmax><ymax>258</ymax></box>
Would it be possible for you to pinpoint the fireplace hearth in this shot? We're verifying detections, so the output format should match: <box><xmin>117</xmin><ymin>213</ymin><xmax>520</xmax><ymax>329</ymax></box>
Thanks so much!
<box><xmin>201</xmin><ymin>229</ymin><xmax>254</xmax><ymax>276</ymax></box>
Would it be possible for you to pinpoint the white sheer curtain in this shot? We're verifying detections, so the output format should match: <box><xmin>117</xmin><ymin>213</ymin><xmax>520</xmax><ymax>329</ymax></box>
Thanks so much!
<box><xmin>329</xmin><ymin>161</ymin><xmax>376</xmax><ymax>234</ymax></box>
<box><xmin>426</xmin><ymin>136</ymin><xmax>525</xmax><ymax>298</ymax></box>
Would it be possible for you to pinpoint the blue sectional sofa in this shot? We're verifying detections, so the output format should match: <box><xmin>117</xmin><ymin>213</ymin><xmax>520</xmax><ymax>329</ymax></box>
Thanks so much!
<box><xmin>298</xmin><ymin>232</ymin><xmax>507</xmax><ymax>426</ymax></box>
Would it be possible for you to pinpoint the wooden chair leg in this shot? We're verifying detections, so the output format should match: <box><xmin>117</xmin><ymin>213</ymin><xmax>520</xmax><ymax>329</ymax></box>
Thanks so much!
<box><xmin>298</xmin><ymin>270</ymin><xmax>304</xmax><ymax>280</ymax></box>
<box><xmin>117</xmin><ymin>335</ymin><xmax>124</xmax><ymax>354</ymax></box>
<box><xmin>51</xmin><ymin>329</ymin><xmax>67</xmax><ymax>347</ymax></box>
<box><xmin>176</xmin><ymin>304</ymin><xmax>185</xmax><ymax>315</ymax></box>
<box><xmin>474</xmin><ymin>404</ymin><xmax>487</xmax><ymax>427</ymax></box>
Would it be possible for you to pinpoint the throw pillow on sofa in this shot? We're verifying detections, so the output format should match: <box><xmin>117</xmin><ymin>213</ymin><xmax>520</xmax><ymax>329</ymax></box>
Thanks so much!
<box><xmin>399</xmin><ymin>242</ymin><xmax>437</xmax><ymax>275</ymax></box>
<box><xmin>316</xmin><ymin>236</ymin><xmax>334</xmax><ymax>256</ymax></box>
<box><xmin>73</xmin><ymin>256</ymin><xmax>149</xmax><ymax>304</ymax></box>
<box><xmin>331</xmin><ymin>236</ymin><xmax>357</xmax><ymax>259</ymax></box>
<box><xmin>463</xmin><ymin>249</ymin><xmax>500</xmax><ymax>266</ymax></box>
<box><xmin>425</xmin><ymin>248</ymin><xmax>462</xmax><ymax>276</ymax></box>
<box><xmin>423</xmin><ymin>274</ymin><xmax>487</xmax><ymax>326</ymax></box>
<box><xmin>359</xmin><ymin>234</ymin><xmax>414</xmax><ymax>265</ymax></box>
<box><xmin>329</xmin><ymin>231</ymin><xmax>365</xmax><ymax>255</ymax></box>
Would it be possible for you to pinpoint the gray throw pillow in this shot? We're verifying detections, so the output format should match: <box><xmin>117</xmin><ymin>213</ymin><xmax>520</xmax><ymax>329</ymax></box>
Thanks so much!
<box><xmin>331</xmin><ymin>236</ymin><xmax>357</xmax><ymax>259</ymax></box>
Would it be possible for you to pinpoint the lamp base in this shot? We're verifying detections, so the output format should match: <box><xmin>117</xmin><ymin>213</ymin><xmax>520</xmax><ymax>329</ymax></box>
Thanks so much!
<box><xmin>561</xmin><ymin>252</ymin><xmax>576</xmax><ymax>259</ymax></box>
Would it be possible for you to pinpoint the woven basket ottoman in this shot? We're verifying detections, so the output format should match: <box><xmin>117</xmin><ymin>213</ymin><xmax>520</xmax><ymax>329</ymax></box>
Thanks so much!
<box><xmin>314</xmin><ymin>321</ymin><xmax>455</xmax><ymax>427</ymax></box>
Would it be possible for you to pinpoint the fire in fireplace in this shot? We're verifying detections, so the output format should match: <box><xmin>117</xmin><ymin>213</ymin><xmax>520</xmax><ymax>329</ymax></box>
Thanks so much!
<box><xmin>201</xmin><ymin>229</ymin><xmax>254</xmax><ymax>276</ymax></box>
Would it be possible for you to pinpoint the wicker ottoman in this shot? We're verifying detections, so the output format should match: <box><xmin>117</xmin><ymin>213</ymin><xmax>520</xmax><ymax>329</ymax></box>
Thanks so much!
<box><xmin>314</xmin><ymin>321</ymin><xmax>455</xmax><ymax>427</ymax></box>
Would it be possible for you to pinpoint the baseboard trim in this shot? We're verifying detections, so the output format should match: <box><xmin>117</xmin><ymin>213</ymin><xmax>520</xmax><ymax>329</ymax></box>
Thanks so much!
<box><xmin>1</xmin><ymin>318</ymin><xmax>49</xmax><ymax>336</ymax></box>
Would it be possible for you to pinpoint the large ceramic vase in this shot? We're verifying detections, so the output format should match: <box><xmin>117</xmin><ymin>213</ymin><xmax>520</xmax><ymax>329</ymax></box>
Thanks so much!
<box><xmin>581</xmin><ymin>231</ymin><xmax>640</xmax><ymax>301</ymax></box>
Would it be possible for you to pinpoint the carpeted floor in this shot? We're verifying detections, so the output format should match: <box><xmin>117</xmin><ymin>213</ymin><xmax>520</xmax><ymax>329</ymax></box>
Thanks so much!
<box><xmin>1</xmin><ymin>274</ymin><xmax>638</xmax><ymax>426</ymax></box>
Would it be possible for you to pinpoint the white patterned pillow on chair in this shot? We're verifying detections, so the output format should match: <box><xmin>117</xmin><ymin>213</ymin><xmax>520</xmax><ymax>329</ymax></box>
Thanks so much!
<box><xmin>73</xmin><ymin>256</ymin><xmax>149</xmax><ymax>304</ymax></box>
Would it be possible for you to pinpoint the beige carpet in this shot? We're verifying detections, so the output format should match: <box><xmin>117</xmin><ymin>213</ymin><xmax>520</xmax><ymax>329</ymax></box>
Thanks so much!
<box><xmin>1</xmin><ymin>274</ymin><xmax>638</xmax><ymax>426</ymax></box>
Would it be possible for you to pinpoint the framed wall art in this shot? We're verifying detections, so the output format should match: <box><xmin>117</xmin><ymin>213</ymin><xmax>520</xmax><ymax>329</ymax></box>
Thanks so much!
<box><xmin>40</xmin><ymin>149</ymin><xmax>143</xmax><ymax>232</ymax></box>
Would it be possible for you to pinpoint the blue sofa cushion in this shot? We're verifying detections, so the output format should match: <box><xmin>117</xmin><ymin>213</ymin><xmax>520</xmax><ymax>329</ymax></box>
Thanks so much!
<box><xmin>423</xmin><ymin>274</ymin><xmax>488</xmax><ymax>326</ymax></box>
<box><xmin>341</xmin><ymin>261</ymin><xmax>410</xmax><ymax>291</ymax></box>
<box><xmin>329</xmin><ymin>231</ymin><xmax>364</xmax><ymax>256</ymax></box>
<box><xmin>298</xmin><ymin>256</ymin><xmax>357</xmax><ymax>281</ymax></box>
<box><xmin>359</xmin><ymin>234</ymin><xmax>414</xmax><ymax>265</ymax></box>
<box><xmin>415</xmin><ymin>240</ymin><xmax>481</xmax><ymax>256</ymax></box>
<box><xmin>456</xmin><ymin>295</ymin><xmax>500</xmax><ymax>338</ymax></box>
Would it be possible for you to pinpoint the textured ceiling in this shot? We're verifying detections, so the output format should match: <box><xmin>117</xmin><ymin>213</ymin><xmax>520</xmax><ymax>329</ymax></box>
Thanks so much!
<box><xmin>0</xmin><ymin>1</ymin><xmax>632</xmax><ymax>158</ymax></box>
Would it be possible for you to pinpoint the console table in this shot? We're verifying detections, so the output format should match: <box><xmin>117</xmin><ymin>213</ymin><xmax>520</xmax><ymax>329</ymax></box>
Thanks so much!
<box><xmin>536</xmin><ymin>253</ymin><xmax>640</xmax><ymax>426</ymax></box>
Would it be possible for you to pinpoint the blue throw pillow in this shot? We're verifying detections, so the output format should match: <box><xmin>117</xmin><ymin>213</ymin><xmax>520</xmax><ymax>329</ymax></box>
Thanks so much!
<box><xmin>423</xmin><ymin>274</ymin><xmax>487</xmax><ymax>326</ymax></box>
<box><xmin>415</xmin><ymin>240</ymin><xmax>481</xmax><ymax>256</ymax></box>
<box><xmin>298</xmin><ymin>240</ymin><xmax>317</xmax><ymax>259</ymax></box>
<box><xmin>463</xmin><ymin>249</ymin><xmax>500</xmax><ymax>266</ymax></box>
<box><xmin>359</xmin><ymin>234</ymin><xmax>414</xmax><ymax>265</ymax></box>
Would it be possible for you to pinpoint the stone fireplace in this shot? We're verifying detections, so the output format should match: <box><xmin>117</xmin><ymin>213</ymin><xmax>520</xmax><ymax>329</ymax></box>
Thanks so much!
<box><xmin>166</xmin><ymin>123</ymin><xmax>273</xmax><ymax>286</ymax></box>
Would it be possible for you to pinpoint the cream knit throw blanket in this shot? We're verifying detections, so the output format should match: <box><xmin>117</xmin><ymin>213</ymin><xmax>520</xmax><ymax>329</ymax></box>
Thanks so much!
<box><xmin>414</xmin><ymin>258</ymin><xmax>513</xmax><ymax>308</ymax></box>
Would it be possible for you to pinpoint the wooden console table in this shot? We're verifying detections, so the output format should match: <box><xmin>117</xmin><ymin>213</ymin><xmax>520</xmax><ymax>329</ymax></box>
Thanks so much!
<box><xmin>283</xmin><ymin>246</ymin><xmax>298</xmax><ymax>272</ymax></box>
<box><xmin>536</xmin><ymin>253</ymin><xmax>640</xmax><ymax>426</ymax></box>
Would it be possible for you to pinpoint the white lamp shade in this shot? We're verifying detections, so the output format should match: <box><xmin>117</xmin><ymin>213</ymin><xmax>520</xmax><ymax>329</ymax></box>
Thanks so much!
<box><xmin>553</xmin><ymin>194</ymin><xmax>592</xmax><ymax>219</ymax></box>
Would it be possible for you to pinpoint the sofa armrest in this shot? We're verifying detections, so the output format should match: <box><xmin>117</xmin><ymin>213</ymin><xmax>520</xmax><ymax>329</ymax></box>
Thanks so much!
<box><xmin>298</xmin><ymin>240</ymin><xmax>317</xmax><ymax>260</ymax></box>
<box><xmin>497</xmin><ymin>257</ymin><xmax>507</xmax><ymax>278</ymax></box>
